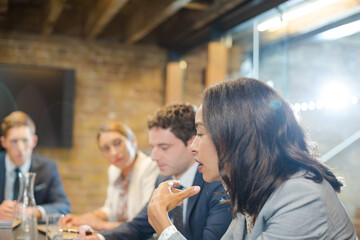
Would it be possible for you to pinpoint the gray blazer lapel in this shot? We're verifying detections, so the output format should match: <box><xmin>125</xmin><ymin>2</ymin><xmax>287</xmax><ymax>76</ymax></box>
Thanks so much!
<box><xmin>240</xmin><ymin>215</ymin><xmax>247</xmax><ymax>240</ymax></box>
<box><xmin>29</xmin><ymin>156</ymin><xmax>46</xmax><ymax>193</ymax></box>
<box><xmin>29</xmin><ymin>155</ymin><xmax>37</xmax><ymax>173</ymax></box>
<box><xmin>221</xmin><ymin>214</ymin><xmax>247</xmax><ymax>240</ymax></box>
<box><xmin>250</xmin><ymin>215</ymin><xmax>262</xmax><ymax>240</ymax></box>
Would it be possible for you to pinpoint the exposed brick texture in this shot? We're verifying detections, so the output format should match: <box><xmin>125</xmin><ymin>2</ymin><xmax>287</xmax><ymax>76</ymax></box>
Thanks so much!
<box><xmin>0</xmin><ymin>33</ymin><xmax>168</xmax><ymax>213</ymax></box>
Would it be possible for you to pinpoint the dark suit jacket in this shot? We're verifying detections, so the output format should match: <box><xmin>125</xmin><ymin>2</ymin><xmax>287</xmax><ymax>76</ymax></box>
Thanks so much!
<box><xmin>0</xmin><ymin>152</ymin><xmax>71</xmax><ymax>215</ymax></box>
<box><xmin>100</xmin><ymin>170</ymin><xmax>232</xmax><ymax>240</ymax></box>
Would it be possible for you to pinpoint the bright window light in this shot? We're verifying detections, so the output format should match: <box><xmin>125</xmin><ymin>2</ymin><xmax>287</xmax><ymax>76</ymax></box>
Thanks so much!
<box><xmin>308</xmin><ymin>101</ymin><xmax>316</xmax><ymax>110</ymax></box>
<box><xmin>268</xmin><ymin>21</ymin><xmax>288</xmax><ymax>32</ymax></box>
<box><xmin>266</xmin><ymin>80</ymin><xmax>274</xmax><ymax>88</ymax></box>
<box><xmin>282</xmin><ymin>0</ymin><xmax>338</xmax><ymax>22</ymax></box>
<box><xmin>320</xmin><ymin>82</ymin><xmax>351</xmax><ymax>110</ymax></box>
<box><xmin>257</xmin><ymin>0</ymin><xmax>339</xmax><ymax>32</ymax></box>
<box><xmin>257</xmin><ymin>17</ymin><xmax>282</xmax><ymax>32</ymax></box>
<box><xmin>315</xmin><ymin>20</ymin><xmax>360</xmax><ymax>41</ymax></box>
<box><xmin>301</xmin><ymin>102</ymin><xmax>308</xmax><ymax>111</ymax></box>
<box><xmin>179</xmin><ymin>60</ymin><xmax>187</xmax><ymax>69</ymax></box>
<box><xmin>316</xmin><ymin>100</ymin><xmax>324</xmax><ymax>110</ymax></box>
<box><xmin>292</xmin><ymin>92</ymin><xmax>357</xmax><ymax>112</ymax></box>
<box><xmin>351</xmin><ymin>96</ymin><xmax>358</xmax><ymax>104</ymax></box>
<box><xmin>293</xmin><ymin>103</ymin><xmax>301</xmax><ymax>112</ymax></box>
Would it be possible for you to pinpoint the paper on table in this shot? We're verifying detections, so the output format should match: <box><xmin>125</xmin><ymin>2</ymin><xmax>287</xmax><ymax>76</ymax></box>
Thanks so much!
<box><xmin>37</xmin><ymin>224</ymin><xmax>93</xmax><ymax>238</ymax></box>
<box><xmin>0</xmin><ymin>220</ymin><xmax>12</xmax><ymax>229</ymax></box>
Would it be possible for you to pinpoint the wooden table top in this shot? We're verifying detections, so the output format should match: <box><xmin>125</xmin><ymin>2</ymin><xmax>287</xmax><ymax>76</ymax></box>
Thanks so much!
<box><xmin>0</xmin><ymin>224</ymin><xmax>80</xmax><ymax>240</ymax></box>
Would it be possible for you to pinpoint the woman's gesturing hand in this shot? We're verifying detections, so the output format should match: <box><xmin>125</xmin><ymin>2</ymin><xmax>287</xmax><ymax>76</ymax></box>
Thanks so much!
<box><xmin>147</xmin><ymin>180</ymin><xmax>200</xmax><ymax>236</ymax></box>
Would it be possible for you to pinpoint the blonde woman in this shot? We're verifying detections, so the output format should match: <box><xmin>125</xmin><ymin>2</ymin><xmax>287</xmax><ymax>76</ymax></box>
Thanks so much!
<box><xmin>64</xmin><ymin>121</ymin><xmax>159</xmax><ymax>230</ymax></box>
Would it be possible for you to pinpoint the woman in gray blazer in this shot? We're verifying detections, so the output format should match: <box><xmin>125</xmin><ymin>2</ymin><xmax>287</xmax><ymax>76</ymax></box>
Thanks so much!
<box><xmin>147</xmin><ymin>78</ymin><xmax>357</xmax><ymax>240</ymax></box>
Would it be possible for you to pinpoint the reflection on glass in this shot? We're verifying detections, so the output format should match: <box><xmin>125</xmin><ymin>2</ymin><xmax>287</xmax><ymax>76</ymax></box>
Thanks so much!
<box><xmin>225</xmin><ymin>0</ymin><xmax>360</xmax><ymax>218</ymax></box>
<box><xmin>13</xmin><ymin>172</ymin><xmax>38</xmax><ymax>240</ymax></box>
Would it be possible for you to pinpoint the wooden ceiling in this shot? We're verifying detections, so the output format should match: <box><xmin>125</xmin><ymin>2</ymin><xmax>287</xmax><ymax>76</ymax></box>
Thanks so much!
<box><xmin>0</xmin><ymin>0</ymin><xmax>288</xmax><ymax>52</ymax></box>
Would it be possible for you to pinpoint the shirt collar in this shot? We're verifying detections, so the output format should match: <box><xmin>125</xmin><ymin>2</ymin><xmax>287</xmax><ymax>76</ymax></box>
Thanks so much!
<box><xmin>177</xmin><ymin>163</ymin><xmax>199</xmax><ymax>189</ymax></box>
<box><xmin>5</xmin><ymin>154</ymin><xmax>31</xmax><ymax>173</ymax></box>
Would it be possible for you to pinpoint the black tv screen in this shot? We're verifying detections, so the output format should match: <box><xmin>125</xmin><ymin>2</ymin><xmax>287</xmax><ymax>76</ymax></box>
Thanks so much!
<box><xmin>0</xmin><ymin>64</ymin><xmax>75</xmax><ymax>148</ymax></box>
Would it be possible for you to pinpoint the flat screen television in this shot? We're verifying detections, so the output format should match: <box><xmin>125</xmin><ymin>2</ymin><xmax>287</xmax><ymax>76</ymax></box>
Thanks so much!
<box><xmin>0</xmin><ymin>64</ymin><xmax>75</xmax><ymax>149</ymax></box>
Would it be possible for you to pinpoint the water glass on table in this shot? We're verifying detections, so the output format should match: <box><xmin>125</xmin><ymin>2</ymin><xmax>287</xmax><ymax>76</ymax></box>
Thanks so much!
<box><xmin>46</xmin><ymin>213</ymin><xmax>64</xmax><ymax>240</ymax></box>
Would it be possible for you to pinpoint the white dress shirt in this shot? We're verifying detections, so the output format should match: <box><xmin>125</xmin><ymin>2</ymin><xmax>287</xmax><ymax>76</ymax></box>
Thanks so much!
<box><xmin>4</xmin><ymin>154</ymin><xmax>31</xmax><ymax>200</ymax></box>
<box><xmin>97</xmin><ymin>162</ymin><xmax>199</xmax><ymax>240</ymax></box>
<box><xmin>4</xmin><ymin>154</ymin><xmax>46</xmax><ymax>220</ymax></box>
<box><xmin>100</xmin><ymin>151</ymin><xmax>159</xmax><ymax>222</ymax></box>
<box><xmin>174</xmin><ymin>162</ymin><xmax>198</xmax><ymax>224</ymax></box>
<box><xmin>158</xmin><ymin>163</ymin><xmax>199</xmax><ymax>240</ymax></box>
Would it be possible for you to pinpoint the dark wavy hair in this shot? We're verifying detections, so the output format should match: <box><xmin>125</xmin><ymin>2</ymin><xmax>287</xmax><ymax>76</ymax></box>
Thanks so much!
<box><xmin>147</xmin><ymin>103</ymin><xmax>197</xmax><ymax>146</ymax></box>
<box><xmin>202</xmin><ymin>78</ymin><xmax>343</xmax><ymax>220</ymax></box>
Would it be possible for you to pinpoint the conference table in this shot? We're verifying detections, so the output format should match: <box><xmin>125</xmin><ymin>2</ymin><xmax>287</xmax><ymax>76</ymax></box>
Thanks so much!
<box><xmin>0</xmin><ymin>224</ymin><xmax>80</xmax><ymax>239</ymax></box>
<box><xmin>0</xmin><ymin>226</ymin><xmax>47</xmax><ymax>240</ymax></box>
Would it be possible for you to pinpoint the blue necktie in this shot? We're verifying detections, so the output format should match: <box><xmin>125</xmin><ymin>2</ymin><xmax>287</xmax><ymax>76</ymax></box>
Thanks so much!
<box><xmin>13</xmin><ymin>168</ymin><xmax>21</xmax><ymax>200</ymax></box>
<box><xmin>171</xmin><ymin>185</ymin><xmax>184</xmax><ymax>234</ymax></box>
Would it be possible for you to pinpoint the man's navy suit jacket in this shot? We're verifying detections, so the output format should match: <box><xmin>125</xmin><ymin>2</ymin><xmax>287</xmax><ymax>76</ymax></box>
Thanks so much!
<box><xmin>100</xmin><ymin>170</ymin><xmax>232</xmax><ymax>240</ymax></box>
<box><xmin>0</xmin><ymin>152</ymin><xmax>71</xmax><ymax>215</ymax></box>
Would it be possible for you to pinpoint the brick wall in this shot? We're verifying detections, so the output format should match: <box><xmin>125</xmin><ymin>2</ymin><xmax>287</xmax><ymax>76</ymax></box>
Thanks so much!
<box><xmin>0</xmin><ymin>33</ymin><xmax>168</xmax><ymax>213</ymax></box>
<box><xmin>184</xmin><ymin>44</ymin><xmax>207</xmax><ymax>106</ymax></box>
<box><xmin>3</xmin><ymin>30</ymin><xmax>357</xmax><ymax>222</ymax></box>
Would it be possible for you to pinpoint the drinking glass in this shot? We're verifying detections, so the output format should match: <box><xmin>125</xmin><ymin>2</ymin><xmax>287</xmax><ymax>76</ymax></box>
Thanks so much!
<box><xmin>13</xmin><ymin>172</ymin><xmax>38</xmax><ymax>240</ymax></box>
<box><xmin>46</xmin><ymin>213</ymin><xmax>64</xmax><ymax>240</ymax></box>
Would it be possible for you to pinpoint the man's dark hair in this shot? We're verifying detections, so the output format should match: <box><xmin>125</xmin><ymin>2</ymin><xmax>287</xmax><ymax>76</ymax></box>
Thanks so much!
<box><xmin>147</xmin><ymin>103</ymin><xmax>197</xmax><ymax>146</ymax></box>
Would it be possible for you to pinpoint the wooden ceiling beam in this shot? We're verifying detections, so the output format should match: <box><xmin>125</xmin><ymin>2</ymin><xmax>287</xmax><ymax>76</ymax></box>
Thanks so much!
<box><xmin>85</xmin><ymin>0</ymin><xmax>128</xmax><ymax>40</ymax></box>
<box><xmin>169</xmin><ymin>0</ymin><xmax>247</xmax><ymax>43</ymax></box>
<box><xmin>42</xmin><ymin>0</ymin><xmax>65</xmax><ymax>35</ymax></box>
<box><xmin>0</xmin><ymin>0</ymin><xmax>8</xmax><ymax>13</ymax></box>
<box><xmin>184</xmin><ymin>2</ymin><xmax>209</xmax><ymax>10</ymax></box>
<box><xmin>124</xmin><ymin>0</ymin><xmax>192</xmax><ymax>44</ymax></box>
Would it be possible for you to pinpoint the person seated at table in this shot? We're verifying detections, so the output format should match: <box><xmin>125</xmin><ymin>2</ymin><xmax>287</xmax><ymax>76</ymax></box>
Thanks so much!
<box><xmin>0</xmin><ymin>111</ymin><xmax>71</xmax><ymax>221</ymax></box>
<box><xmin>78</xmin><ymin>103</ymin><xmax>232</xmax><ymax>240</ymax></box>
<box><xmin>146</xmin><ymin>78</ymin><xmax>357</xmax><ymax>240</ymax></box>
<box><xmin>64</xmin><ymin>121</ymin><xmax>159</xmax><ymax>230</ymax></box>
